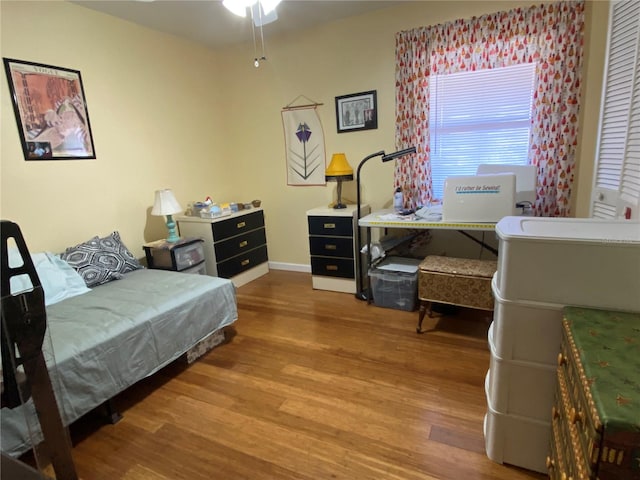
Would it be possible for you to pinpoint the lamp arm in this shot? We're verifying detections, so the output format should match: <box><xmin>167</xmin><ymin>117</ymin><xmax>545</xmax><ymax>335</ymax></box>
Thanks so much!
<box><xmin>355</xmin><ymin>150</ymin><xmax>385</xmax><ymax>222</ymax></box>
<box><xmin>381</xmin><ymin>146</ymin><xmax>417</xmax><ymax>162</ymax></box>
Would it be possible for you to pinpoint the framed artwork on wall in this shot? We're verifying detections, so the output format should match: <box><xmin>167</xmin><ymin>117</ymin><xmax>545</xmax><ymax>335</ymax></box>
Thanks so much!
<box><xmin>282</xmin><ymin>105</ymin><xmax>326</xmax><ymax>186</ymax></box>
<box><xmin>3</xmin><ymin>58</ymin><xmax>96</xmax><ymax>160</ymax></box>
<box><xmin>335</xmin><ymin>90</ymin><xmax>377</xmax><ymax>133</ymax></box>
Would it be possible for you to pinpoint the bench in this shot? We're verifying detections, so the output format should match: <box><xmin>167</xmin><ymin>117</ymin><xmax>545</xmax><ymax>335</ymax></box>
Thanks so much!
<box><xmin>417</xmin><ymin>255</ymin><xmax>497</xmax><ymax>333</ymax></box>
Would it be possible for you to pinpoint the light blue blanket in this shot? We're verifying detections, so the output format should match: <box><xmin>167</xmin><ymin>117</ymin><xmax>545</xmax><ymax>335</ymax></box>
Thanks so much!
<box><xmin>1</xmin><ymin>269</ymin><xmax>237</xmax><ymax>456</ymax></box>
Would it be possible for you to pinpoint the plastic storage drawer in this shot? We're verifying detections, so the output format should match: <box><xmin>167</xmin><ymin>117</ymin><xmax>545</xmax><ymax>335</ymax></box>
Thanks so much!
<box><xmin>490</xmin><ymin>274</ymin><xmax>563</xmax><ymax>366</ymax></box>
<box><xmin>144</xmin><ymin>239</ymin><xmax>205</xmax><ymax>272</ymax></box>
<box><xmin>173</xmin><ymin>241</ymin><xmax>205</xmax><ymax>270</ymax></box>
<box><xmin>483</xmin><ymin>402</ymin><xmax>551</xmax><ymax>474</ymax></box>
<box><xmin>181</xmin><ymin>262</ymin><xmax>207</xmax><ymax>275</ymax></box>
<box><xmin>495</xmin><ymin>216</ymin><xmax>640</xmax><ymax>311</ymax></box>
<box><xmin>487</xmin><ymin>329</ymin><xmax>557</xmax><ymax>421</ymax></box>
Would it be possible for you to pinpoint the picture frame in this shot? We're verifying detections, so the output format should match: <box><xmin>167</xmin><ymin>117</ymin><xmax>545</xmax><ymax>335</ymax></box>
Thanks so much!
<box><xmin>335</xmin><ymin>90</ymin><xmax>377</xmax><ymax>133</ymax></box>
<box><xmin>3</xmin><ymin>58</ymin><xmax>96</xmax><ymax>160</ymax></box>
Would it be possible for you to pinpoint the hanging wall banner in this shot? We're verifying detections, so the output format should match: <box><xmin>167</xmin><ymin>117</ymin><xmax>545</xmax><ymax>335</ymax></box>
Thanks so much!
<box><xmin>281</xmin><ymin>106</ymin><xmax>326</xmax><ymax>186</ymax></box>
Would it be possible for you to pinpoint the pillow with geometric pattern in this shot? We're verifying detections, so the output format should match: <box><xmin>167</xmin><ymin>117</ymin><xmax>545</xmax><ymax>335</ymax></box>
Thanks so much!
<box><xmin>60</xmin><ymin>231</ymin><xmax>143</xmax><ymax>288</ymax></box>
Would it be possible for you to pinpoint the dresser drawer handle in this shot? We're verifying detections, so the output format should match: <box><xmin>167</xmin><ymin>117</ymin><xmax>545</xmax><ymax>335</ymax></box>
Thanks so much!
<box><xmin>324</xmin><ymin>223</ymin><xmax>336</xmax><ymax>229</ymax></box>
<box><xmin>325</xmin><ymin>244</ymin><xmax>337</xmax><ymax>250</ymax></box>
<box><xmin>570</xmin><ymin>407</ymin><xmax>583</xmax><ymax>424</ymax></box>
<box><xmin>557</xmin><ymin>353</ymin><xmax>567</xmax><ymax>367</ymax></box>
<box><xmin>239</xmin><ymin>240</ymin><xmax>248</xmax><ymax>248</ymax></box>
<box><xmin>237</xmin><ymin>221</ymin><xmax>246</xmax><ymax>229</ymax></box>
<box><xmin>546</xmin><ymin>456</ymin><xmax>555</xmax><ymax>469</ymax></box>
<box><xmin>326</xmin><ymin>265</ymin><xmax>338</xmax><ymax>271</ymax></box>
<box><xmin>241</xmin><ymin>259</ymin><xmax>250</xmax><ymax>266</ymax></box>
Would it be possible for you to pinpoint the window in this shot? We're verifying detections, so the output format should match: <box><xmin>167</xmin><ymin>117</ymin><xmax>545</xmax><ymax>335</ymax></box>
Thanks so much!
<box><xmin>429</xmin><ymin>63</ymin><xmax>536</xmax><ymax>199</ymax></box>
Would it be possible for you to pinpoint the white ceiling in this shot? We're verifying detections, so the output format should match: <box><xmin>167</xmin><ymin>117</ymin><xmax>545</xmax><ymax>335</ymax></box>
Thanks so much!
<box><xmin>71</xmin><ymin>1</ymin><xmax>410</xmax><ymax>50</ymax></box>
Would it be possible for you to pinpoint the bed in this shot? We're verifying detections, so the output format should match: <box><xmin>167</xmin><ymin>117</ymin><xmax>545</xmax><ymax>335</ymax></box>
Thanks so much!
<box><xmin>1</xmin><ymin>247</ymin><xmax>237</xmax><ymax>457</ymax></box>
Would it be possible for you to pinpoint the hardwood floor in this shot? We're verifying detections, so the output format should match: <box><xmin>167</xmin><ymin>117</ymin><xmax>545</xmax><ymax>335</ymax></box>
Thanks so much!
<box><xmin>60</xmin><ymin>270</ymin><xmax>546</xmax><ymax>479</ymax></box>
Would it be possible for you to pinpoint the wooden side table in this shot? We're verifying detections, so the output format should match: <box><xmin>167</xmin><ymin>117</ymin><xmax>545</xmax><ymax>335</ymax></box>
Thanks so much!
<box><xmin>306</xmin><ymin>204</ymin><xmax>369</xmax><ymax>294</ymax></box>
<box><xmin>142</xmin><ymin>237</ymin><xmax>206</xmax><ymax>274</ymax></box>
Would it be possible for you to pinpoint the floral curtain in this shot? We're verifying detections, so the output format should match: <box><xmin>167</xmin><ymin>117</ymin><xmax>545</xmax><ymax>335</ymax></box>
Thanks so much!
<box><xmin>394</xmin><ymin>1</ymin><xmax>585</xmax><ymax>216</ymax></box>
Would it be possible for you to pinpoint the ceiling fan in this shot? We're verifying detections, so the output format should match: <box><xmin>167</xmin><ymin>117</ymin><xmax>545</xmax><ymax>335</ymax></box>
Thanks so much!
<box><xmin>223</xmin><ymin>0</ymin><xmax>283</xmax><ymax>67</ymax></box>
<box><xmin>135</xmin><ymin>0</ymin><xmax>282</xmax><ymax>67</ymax></box>
<box><xmin>223</xmin><ymin>0</ymin><xmax>281</xmax><ymax>27</ymax></box>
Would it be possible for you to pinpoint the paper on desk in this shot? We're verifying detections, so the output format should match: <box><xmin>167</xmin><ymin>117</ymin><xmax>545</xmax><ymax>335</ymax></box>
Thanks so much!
<box><xmin>378</xmin><ymin>213</ymin><xmax>416</xmax><ymax>221</ymax></box>
<box><xmin>415</xmin><ymin>205</ymin><xmax>442</xmax><ymax>220</ymax></box>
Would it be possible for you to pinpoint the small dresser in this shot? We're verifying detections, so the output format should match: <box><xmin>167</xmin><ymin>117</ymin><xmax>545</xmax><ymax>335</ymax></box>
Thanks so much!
<box><xmin>548</xmin><ymin>306</ymin><xmax>640</xmax><ymax>480</ymax></box>
<box><xmin>306</xmin><ymin>204</ymin><xmax>369</xmax><ymax>293</ymax></box>
<box><xmin>176</xmin><ymin>208</ymin><xmax>268</xmax><ymax>287</ymax></box>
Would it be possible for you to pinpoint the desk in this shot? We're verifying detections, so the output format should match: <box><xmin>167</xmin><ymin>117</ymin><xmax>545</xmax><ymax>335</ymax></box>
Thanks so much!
<box><xmin>357</xmin><ymin>209</ymin><xmax>497</xmax><ymax>300</ymax></box>
<box><xmin>358</xmin><ymin>209</ymin><xmax>496</xmax><ymax>231</ymax></box>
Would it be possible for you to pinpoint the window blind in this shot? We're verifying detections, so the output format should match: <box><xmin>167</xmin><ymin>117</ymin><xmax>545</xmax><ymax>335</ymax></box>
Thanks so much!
<box><xmin>429</xmin><ymin>63</ymin><xmax>536</xmax><ymax>199</ymax></box>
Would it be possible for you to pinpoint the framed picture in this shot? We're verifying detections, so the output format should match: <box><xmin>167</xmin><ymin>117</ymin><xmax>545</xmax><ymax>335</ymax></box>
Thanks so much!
<box><xmin>335</xmin><ymin>90</ymin><xmax>377</xmax><ymax>133</ymax></box>
<box><xmin>3</xmin><ymin>58</ymin><xmax>96</xmax><ymax>160</ymax></box>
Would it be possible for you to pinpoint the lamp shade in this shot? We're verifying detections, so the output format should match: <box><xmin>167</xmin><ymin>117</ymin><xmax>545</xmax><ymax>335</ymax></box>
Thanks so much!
<box><xmin>325</xmin><ymin>153</ymin><xmax>354</xmax><ymax>181</ymax></box>
<box><xmin>151</xmin><ymin>189</ymin><xmax>183</xmax><ymax>216</ymax></box>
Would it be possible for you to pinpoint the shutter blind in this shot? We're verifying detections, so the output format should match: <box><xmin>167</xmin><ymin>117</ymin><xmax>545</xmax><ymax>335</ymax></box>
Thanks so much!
<box><xmin>620</xmin><ymin>56</ymin><xmax>640</xmax><ymax>203</ymax></box>
<box><xmin>592</xmin><ymin>0</ymin><xmax>640</xmax><ymax>219</ymax></box>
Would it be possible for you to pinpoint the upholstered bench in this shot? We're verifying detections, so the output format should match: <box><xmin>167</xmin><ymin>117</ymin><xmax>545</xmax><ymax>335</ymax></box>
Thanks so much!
<box><xmin>417</xmin><ymin>255</ymin><xmax>497</xmax><ymax>333</ymax></box>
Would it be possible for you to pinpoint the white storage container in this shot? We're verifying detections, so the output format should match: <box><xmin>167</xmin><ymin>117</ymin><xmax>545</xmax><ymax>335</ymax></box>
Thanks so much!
<box><xmin>483</xmin><ymin>403</ymin><xmax>550</xmax><ymax>474</ymax></box>
<box><xmin>491</xmin><ymin>274</ymin><xmax>563</xmax><ymax>365</ymax></box>
<box><xmin>487</xmin><ymin>328</ymin><xmax>556</xmax><ymax>421</ymax></box>
<box><xmin>495</xmin><ymin>216</ymin><xmax>640</xmax><ymax>311</ymax></box>
<box><xmin>369</xmin><ymin>257</ymin><xmax>421</xmax><ymax>311</ymax></box>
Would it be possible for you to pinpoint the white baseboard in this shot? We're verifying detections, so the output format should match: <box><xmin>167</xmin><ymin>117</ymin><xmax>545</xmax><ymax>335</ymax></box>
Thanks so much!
<box><xmin>268</xmin><ymin>261</ymin><xmax>311</xmax><ymax>273</ymax></box>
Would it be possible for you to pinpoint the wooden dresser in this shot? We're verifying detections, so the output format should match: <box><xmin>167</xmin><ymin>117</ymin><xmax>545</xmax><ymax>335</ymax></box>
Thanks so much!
<box><xmin>177</xmin><ymin>208</ymin><xmax>268</xmax><ymax>287</ymax></box>
<box><xmin>548</xmin><ymin>306</ymin><xmax>640</xmax><ymax>480</ymax></box>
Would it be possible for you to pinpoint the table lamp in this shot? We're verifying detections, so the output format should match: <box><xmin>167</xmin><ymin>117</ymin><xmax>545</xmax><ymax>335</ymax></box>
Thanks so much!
<box><xmin>151</xmin><ymin>189</ymin><xmax>183</xmax><ymax>243</ymax></box>
<box><xmin>326</xmin><ymin>153</ymin><xmax>354</xmax><ymax>209</ymax></box>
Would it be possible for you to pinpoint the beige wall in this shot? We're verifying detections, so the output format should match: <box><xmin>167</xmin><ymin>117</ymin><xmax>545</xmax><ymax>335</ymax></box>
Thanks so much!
<box><xmin>1</xmin><ymin>1</ymin><xmax>608</xmax><ymax>266</ymax></box>
<box><xmin>573</xmin><ymin>0</ymin><xmax>608</xmax><ymax>217</ymax></box>
<box><xmin>1</xmin><ymin>1</ymin><xmax>229</xmax><ymax>253</ymax></box>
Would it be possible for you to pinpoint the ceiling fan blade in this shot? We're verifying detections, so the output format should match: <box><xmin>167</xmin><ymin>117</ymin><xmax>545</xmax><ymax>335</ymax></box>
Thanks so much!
<box><xmin>251</xmin><ymin>2</ymin><xmax>278</xmax><ymax>27</ymax></box>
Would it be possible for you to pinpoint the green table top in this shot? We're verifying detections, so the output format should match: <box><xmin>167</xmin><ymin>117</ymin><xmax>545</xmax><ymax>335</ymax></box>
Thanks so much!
<box><xmin>563</xmin><ymin>306</ymin><xmax>640</xmax><ymax>434</ymax></box>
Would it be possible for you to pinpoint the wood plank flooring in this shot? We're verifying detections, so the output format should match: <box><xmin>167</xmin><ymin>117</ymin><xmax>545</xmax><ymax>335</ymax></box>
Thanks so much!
<box><xmin>55</xmin><ymin>270</ymin><xmax>546</xmax><ymax>479</ymax></box>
